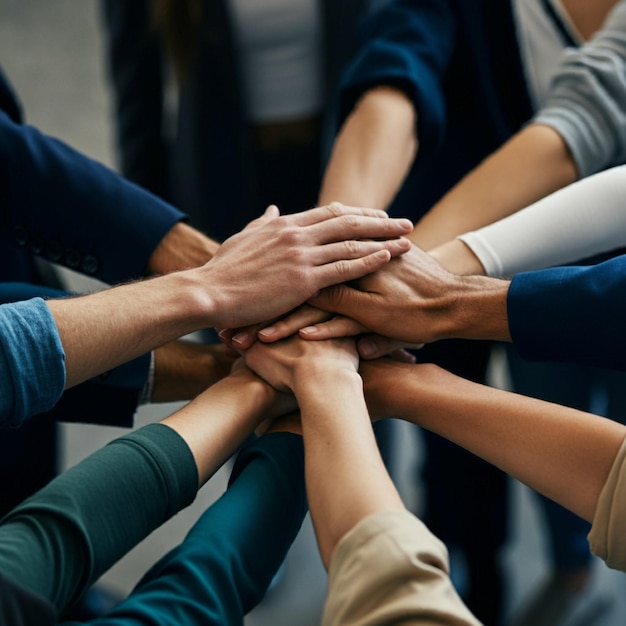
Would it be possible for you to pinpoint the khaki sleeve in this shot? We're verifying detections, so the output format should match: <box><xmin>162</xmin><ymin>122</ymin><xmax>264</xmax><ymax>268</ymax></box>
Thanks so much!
<box><xmin>588</xmin><ymin>435</ymin><xmax>626</xmax><ymax>571</ymax></box>
<box><xmin>322</xmin><ymin>509</ymin><xmax>482</xmax><ymax>626</ymax></box>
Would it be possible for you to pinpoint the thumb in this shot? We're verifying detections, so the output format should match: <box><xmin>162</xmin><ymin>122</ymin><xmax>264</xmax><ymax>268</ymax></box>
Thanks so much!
<box><xmin>308</xmin><ymin>284</ymin><xmax>364</xmax><ymax>318</ymax></box>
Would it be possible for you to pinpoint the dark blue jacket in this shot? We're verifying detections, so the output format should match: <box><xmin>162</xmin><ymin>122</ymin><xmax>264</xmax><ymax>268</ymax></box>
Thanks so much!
<box><xmin>509</xmin><ymin>256</ymin><xmax>626</xmax><ymax>371</ymax></box>
<box><xmin>0</xmin><ymin>66</ymin><xmax>186</xmax><ymax>426</ymax></box>
<box><xmin>339</xmin><ymin>0</ymin><xmax>533</xmax><ymax>219</ymax></box>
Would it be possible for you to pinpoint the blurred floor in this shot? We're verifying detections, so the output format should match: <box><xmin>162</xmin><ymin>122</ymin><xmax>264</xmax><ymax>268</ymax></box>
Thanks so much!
<box><xmin>1</xmin><ymin>2</ymin><xmax>625</xmax><ymax>624</ymax></box>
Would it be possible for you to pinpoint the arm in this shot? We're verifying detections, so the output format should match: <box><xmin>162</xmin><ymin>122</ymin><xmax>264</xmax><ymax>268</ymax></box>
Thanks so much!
<box><xmin>0</xmin><ymin>365</ymin><xmax>283</xmax><ymax>613</ymax></box>
<box><xmin>431</xmin><ymin>164</ymin><xmax>626</xmax><ymax>277</ymax></box>
<box><xmin>411</xmin><ymin>0</ymin><xmax>626</xmax><ymax>250</ymax></box>
<box><xmin>3</xmin><ymin>205</ymin><xmax>410</xmax><ymax>407</ymax></box>
<box><xmin>245</xmin><ymin>336</ymin><xmax>480</xmax><ymax>625</ymax></box>
<box><xmin>362</xmin><ymin>359</ymin><xmax>626</xmax><ymax>523</ymax></box>
<box><xmin>318</xmin><ymin>0</ymin><xmax>456</xmax><ymax>208</ymax></box>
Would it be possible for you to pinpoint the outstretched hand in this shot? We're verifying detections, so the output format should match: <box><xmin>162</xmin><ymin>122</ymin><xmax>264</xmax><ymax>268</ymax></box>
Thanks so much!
<box><xmin>203</xmin><ymin>203</ymin><xmax>413</xmax><ymax>329</ymax></box>
<box><xmin>244</xmin><ymin>333</ymin><xmax>359</xmax><ymax>394</ymax></box>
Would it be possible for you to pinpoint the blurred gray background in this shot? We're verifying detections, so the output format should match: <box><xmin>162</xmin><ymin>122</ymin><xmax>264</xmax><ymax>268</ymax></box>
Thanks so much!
<box><xmin>0</xmin><ymin>2</ymin><xmax>625</xmax><ymax>624</ymax></box>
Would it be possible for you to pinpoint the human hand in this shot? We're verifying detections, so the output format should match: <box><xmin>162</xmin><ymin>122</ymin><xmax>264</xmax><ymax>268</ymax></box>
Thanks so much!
<box><xmin>152</xmin><ymin>340</ymin><xmax>237</xmax><ymax>402</ymax></box>
<box><xmin>203</xmin><ymin>203</ymin><xmax>413</xmax><ymax>329</ymax></box>
<box><xmin>244</xmin><ymin>334</ymin><xmax>359</xmax><ymax>394</ymax></box>
<box><xmin>306</xmin><ymin>243</ymin><xmax>463</xmax><ymax>345</ymax></box>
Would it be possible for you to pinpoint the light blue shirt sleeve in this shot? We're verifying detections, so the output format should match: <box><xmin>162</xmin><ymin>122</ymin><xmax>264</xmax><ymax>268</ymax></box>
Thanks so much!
<box><xmin>0</xmin><ymin>298</ymin><xmax>66</xmax><ymax>428</ymax></box>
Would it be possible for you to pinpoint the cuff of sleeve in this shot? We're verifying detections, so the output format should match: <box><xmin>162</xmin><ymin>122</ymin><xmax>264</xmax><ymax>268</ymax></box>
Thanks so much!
<box><xmin>589</xmin><ymin>435</ymin><xmax>626</xmax><ymax>571</ymax></box>
<box><xmin>458</xmin><ymin>232</ymin><xmax>504</xmax><ymax>277</ymax></box>
<box><xmin>0</xmin><ymin>298</ymin><xmax>66</xmax><ymax>428</ymax></box>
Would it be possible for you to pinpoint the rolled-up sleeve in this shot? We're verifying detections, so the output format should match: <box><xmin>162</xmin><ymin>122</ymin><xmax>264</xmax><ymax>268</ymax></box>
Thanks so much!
<box><xmin>0</xmin><ymin>298</ymin><xmax>65</xmax><ymax>427</ymax></box>
<box><xmin>534</xmin><ymin>1</ymin><xmax>626</xmax><ymax>177</ymax></box>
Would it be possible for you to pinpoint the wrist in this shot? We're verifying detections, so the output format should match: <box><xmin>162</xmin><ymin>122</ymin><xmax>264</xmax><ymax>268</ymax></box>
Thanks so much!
<box><xmin>441</xmin><ymin>275</ymin><xmax>511</xmax><ymax>341</ymax></box>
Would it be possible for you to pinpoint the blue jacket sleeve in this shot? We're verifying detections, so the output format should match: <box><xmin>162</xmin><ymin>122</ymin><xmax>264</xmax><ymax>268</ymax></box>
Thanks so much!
<box><xmin>338</xmin><ymin>0</ymin><xmax>457</xmax><ymax>155</ymax></box>
<box><xmin>0</xmin><ymin>108</ymin><xmax>186</xmax><ymax>284</ymax></box>
<box><xmin>0</xmin><ymin>299</ymin><xmax>66</xmax><ymax>428</ymax></box>
<box><xmin>508</xmin><ymin>255</ymin><xmax>626</xmax><ymax>370</ymax></box>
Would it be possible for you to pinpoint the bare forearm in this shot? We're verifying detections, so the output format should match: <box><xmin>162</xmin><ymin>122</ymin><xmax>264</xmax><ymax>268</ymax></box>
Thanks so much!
<box><xmin>162</xmin><ymin>371</ymin><xmax>275</xmax><ymax>485</ymax></box>
<box><xmin>296</xmin><ymin>369</ymin><xmax>403</xmax><ymax>568</ymax></box>
<box><xmin>147</xmin><ymin>221</ymin><xmax>220</xmax><ymax>275</ymax></box>
<box><xmin>47</xmin><ymin>269</ymin><xmax>215</xmax><ymax>388</ymax></box>
<box><xmin>411</xmin><ymin>124</ymin><xmax>578</xmax><ymax>250</ymax></box>
<box><xmin>371</xmin><ymin>362</ymin><xmax>625</xmax><ymax>522</ymax></box>
<box><xmin>319</xmin><ymin>87</ymin><xmax>418</xmax><ymax>208</ymax></box>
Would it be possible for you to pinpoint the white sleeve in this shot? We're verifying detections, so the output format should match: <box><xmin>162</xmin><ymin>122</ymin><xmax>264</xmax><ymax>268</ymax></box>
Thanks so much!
<box><xmin>458</xmin><ymin>165</ymin><xmax>626</xmax><ymax>278</ymax></box>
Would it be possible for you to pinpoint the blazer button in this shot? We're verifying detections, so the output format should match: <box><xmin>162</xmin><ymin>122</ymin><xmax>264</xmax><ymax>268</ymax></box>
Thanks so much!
<box><xmin>64</xmin><ymin>248</ymin><xmax>82</xmax><ymax>269</ymax></box>
<box><xmin>81</xmin><ymin>255</ymin><xmax>100</xmax><ymax>275</ymax></box>
<box><xmin>30</xmin><ymin>237</ymin><xmax>44</xmax><ymax>255</ymax></box>
<box><xmin>45</xmin><ymin>240</ymin><xmax>63</xmax><ymax>262</ymax></box>
<box><xmin>14</xmin><ymin>225</ymin><xmax>29</xmax><ymax>246</ymax></box>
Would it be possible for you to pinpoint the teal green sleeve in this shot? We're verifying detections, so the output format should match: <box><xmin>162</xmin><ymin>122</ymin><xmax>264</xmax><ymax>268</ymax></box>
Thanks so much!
<box><xmin>0</xmin><ymin>423</ymin><xmax>198</xmax><ymax>612</ymax></box>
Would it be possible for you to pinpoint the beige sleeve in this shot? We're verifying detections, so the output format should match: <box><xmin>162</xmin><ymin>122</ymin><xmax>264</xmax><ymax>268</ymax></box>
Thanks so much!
<box><xmin>322</xmin><ymin>509</ymin><xmax>482</xmax><ymax>626</ymax></box>
<box><xmin>588</xmin><ymin>435</ymin><xmax>626</xmax><ymax>571</ymax></box>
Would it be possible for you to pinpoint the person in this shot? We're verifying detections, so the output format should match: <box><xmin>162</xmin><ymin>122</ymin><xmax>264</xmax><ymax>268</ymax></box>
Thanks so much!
<box><xmin>0</xmin><ymin>195</ymin><xmax>411</xmax><ymax>623</ymax></box>
<box><xmin>100</xmin><ymin>0</ymin><xmax>384</xmax><ymax>243</ymax></box>
<box><xmin>243</xmin><ymin>328</ymin><xmax>481</xmax><ymax>625</ymax></box>
<box><xmin>308</xmin><ymin>1</ymin><xmax>626</xmax><ymax>621</ymax></box>
<box><xmin>0</xmin><ymin>298</ymin><xmax>308</xmax><ymax>624</ymax></box>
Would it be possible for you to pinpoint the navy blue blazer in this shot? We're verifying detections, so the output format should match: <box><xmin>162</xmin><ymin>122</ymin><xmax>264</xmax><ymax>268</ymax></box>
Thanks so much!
<box><xmin>0</xmin><ymin>67</ymin><xmax>187</xmax><ymax>426</ymax></box>
<box><xmin>509</xmin><ymin>256</ymin><xmax>626</xmax><ymax>371</ymax></box>
<box><xmin>339</xmin><ymin>0</ymin><xmax>533</xmax><ymax>220</ymax></box>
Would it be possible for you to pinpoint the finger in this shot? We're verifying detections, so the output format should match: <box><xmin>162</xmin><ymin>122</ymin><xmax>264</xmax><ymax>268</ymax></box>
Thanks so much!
<box><xmin>292</xmin><ymin>202</ymin><xmax>389</xmax><ymax>226</ymax></box>
<box><xmin>358</xmin><ymin>335</ymin><xmax>423</xmax><ymax>360</ymax></box>
<box><xmin>311</xmin><ymin>214</ymin><xmax>413</xmax><ymax>244</ymax></box>
<box><xmin>311</xmin><ymin>237</ymin><xmax>411</xmax><ymax>265</ymax></box>
<box><xmin>259</xmin><ymin>305</ymin><xmax>332</xmax><ymax>343</ymax></box>
<box><xmin>298</xmin><ymin>315</ymin><xmax>366</xmax><ymax>340</ymax></box>
<box><xmin>389</xmin><ymin>348</ymin><xmax>417</xmax><ymax>364</ymax></box>
<box><xmin>242</xmin><ymin>204</ymin><xmax>280</xmax><ymax>231</ymax></box>
<box><xmin>310</xmin><ymin>250</ymin><xmax>391</xmax><ymax>294</ymax></box>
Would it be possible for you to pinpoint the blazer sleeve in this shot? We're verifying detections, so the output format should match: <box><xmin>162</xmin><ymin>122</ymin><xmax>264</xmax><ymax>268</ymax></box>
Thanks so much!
<box><xmin>507</xmin><ymin>255</ymin><xmax>626</xmax><ymax>370</ymax></box>
<box><xmin>0</xmin><ymin>109</ymin><xmax>186</xmax><ymax>285</ymax></box>
<box><xmin>338</xmin><ymin>0</ymin><xmax>457</xmax><ymax>155</ymax></box>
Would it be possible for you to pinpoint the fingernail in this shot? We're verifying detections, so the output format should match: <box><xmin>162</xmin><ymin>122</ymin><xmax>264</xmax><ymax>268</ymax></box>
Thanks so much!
<box><xmin>359</xmin><ymin>339</ymin><xmax>377</xmax><ymax>358</ymax></box>
<box><xmin>218</xmin><ymin>329</ymin><xmax>230</xmax><ymax>342</ymax></box>
<box><xmin>299</xmin><ymin>326</ymin><xmax>317</xmax><ymax>336</ymax></box>
<box><xmin>259</xmin><ymin>326</ymin><xmax>276</xmax><ymax>337</ymax></box>
<box><xmin>232</xmin><ymin>331</ymin><xmax>249</xmax><ymax>346</ymax></box>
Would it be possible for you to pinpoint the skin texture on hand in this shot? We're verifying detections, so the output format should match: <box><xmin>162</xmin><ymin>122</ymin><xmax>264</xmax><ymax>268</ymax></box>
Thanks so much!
<box><xmin>243</xmin><ymin>335</ymin><xmax>404</xmax><ymax>568</ymax></box>
<box><xmin>305</xmin><ymin>244</ymin><xmax>511</xmax><ymax>346</ymax></box>
<box><xmin>202</xmin><ymin>204</ymin><xmax>413</xmax><ymax>330</ymax></box>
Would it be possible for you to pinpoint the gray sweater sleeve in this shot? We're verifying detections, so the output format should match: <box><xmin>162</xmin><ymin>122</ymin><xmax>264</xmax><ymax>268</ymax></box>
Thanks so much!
<box><xmin>533</xmin><ymin>1</ymin><xmax>626</xmax><ymax>177</ymax></box>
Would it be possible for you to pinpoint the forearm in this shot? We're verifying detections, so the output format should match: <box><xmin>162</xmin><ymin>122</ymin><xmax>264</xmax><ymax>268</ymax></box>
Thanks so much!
<box><xmin>319</xmin><ymin>87</ymin><xmax>418</xmax><ymax>208</ymax></box>
<box><xmin>163</xmin><ymin>370</ymin><xmax>278</xmax><ymax>485</ymax></box>
<box><xmin>411</xmin><ymin>124</ymin><xmax>578</xmax><ymax>250</ymax></box>
<box><xmin>147</xmin><ymin>221</ymin><xmax>220</xmax><ymax>275</ymax></box>
<box><xmin>46</xmin><ymin>269</ymin><xmax>215</xmax><ymax>389</ymax></box>
<box><xmin>296</xmin><ymin>369</ymin><xmax>403</xmax><ymax>568</ymax></box>
<box><xmin>373</xmin><ymin>362</ymin><xmax>626</xmax><ymax>522</ymax></box>
<box><xmin>0</xmin><ymin>423</ymin><xmax>197</xmax><ymax>612</ymax></box>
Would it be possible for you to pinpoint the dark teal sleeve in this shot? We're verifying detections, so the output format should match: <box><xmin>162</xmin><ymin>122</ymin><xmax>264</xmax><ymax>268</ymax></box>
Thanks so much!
<box><xmin>74</xmin><ymin>434</ymin><xmax>307</xmax><ymax>626</ymax></box>
<box><xmin>0</xmin><ymin>423</ymin><xmax>198</xmax><ymax>612</ymax></box>
<box><xmin>508</xmin><ymin>255</ymin><xmax>626</xmax><ymax>370</ymax></box>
